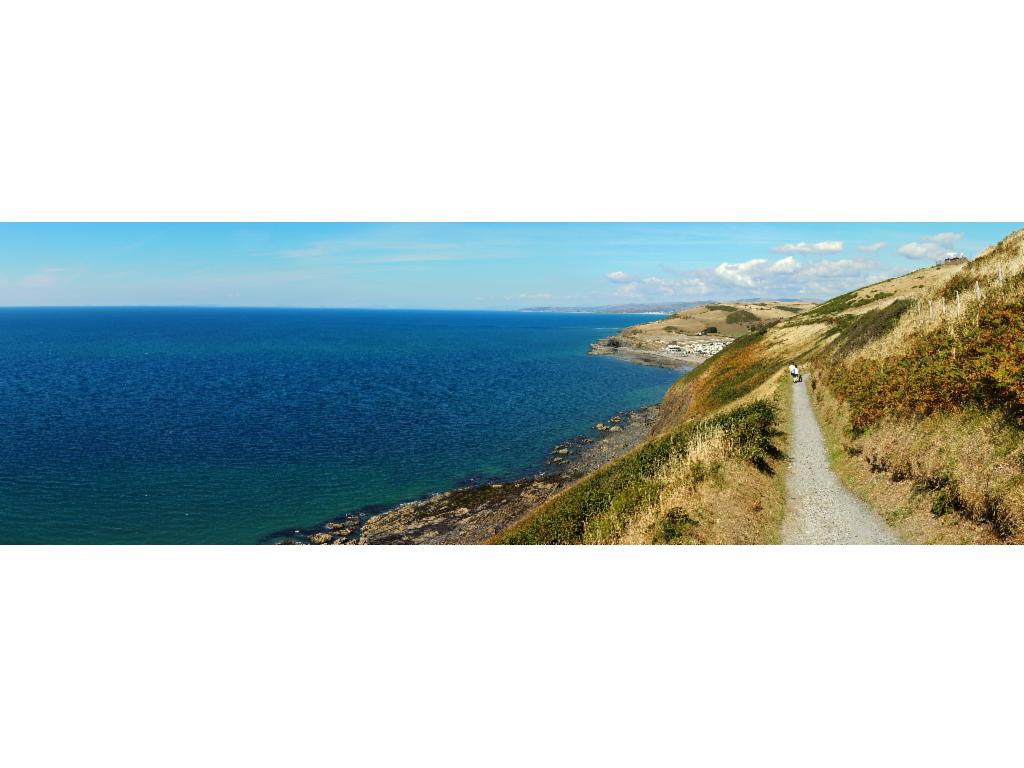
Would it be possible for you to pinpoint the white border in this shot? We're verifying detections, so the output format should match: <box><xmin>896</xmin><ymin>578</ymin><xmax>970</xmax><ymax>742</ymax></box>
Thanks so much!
<box><xmin>2</xmin><ymin>546</ymin><xmax>1022</xmax><ymax>767</ymax></box>
<box><xmin>3</xmin><ymin>1</ymin><xmax>1024</xmax><ymax>765</ymax></box>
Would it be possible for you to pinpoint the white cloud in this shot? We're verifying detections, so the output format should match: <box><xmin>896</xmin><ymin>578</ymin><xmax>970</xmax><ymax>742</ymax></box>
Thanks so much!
<box><xmin>602</xmin><ymin>250</ymin><xmax>910</xmax><ymax>303</ymax></box>
<box><xmin>857</xmin><ymin>242</ymin><xmax>886</xmax><ymax>252</ymax></box>
<box><xmin>714</xmin><ymin>259</ymin><xmax>768</xmax><ymax>287</ymax></box>
<box><xmin>606</xmin><ymin>270</ymin><xmax>638</xmax><ymax>283</ymax></box>
<box><xmin>894</xmin><ymin>233</ymin><xmax>963</xmax><ymax>261</ymax></box>
<box><xmin>922</xmin><ymin>232</ymin><xmax>963</xmax><ymax>246</ymax></box>
<box><xmin>769</xmin><ymin>256</ymin><xmax>800</xmax><ymax>274</ymax></box>
<box><xmin>605</xmin><ymin>271</ymin><xmax>707</xmax><ymax>299</ymax></box>
<box><xmin>897</xmin><ymin>242</ymin><xmax>947</xmax><ymax>261</ymax></box>
<box><xmin>677</xmin><ymin>277</ymin><xmax>709</xmax><ymax>294</ymax></box>
<box><xmin>616</xmin><ymin>277</ymin><xmax>676</xmax><ymax>297</ymax></box>
<box><xmin>771</xmin><ymin>241</ymin><xmax>843</xmax><ymax>254</ymax></box>
<box><xmin>518</xmin><ymin>292</ymin><xmax>552</xmax><ymax>300</ymax></box>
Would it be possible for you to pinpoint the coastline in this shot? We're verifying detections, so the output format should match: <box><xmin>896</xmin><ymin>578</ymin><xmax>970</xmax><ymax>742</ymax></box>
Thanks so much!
<box><xmin>273</xmin><ymin>403</ymin><xmax>664</xmax><ymax>544</ymax></box>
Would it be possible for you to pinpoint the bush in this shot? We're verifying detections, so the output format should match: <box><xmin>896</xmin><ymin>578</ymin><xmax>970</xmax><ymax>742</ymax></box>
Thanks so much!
<box><xmin>831</xmin><ymin>299</ymin><xmax>912</xmax><ymax>358</ymax></box>
<box><xmin>806</xmin><ymin>291</ymin><xmax>892</xmax><ymax>318</ymax></box>
<box><xmin>726</xmin><ymin>309</ymin><xmax>759</xmax><ymax>324</ymax></box>
<box><xmin>829</xmin><ymin>294</ymin><xmax>1024</xmax><ymax>430</ymax></box>
<box><xmin>652</xmin><ymin>507</ymin><xmax>700</xmax><ymax>544</ymax></box>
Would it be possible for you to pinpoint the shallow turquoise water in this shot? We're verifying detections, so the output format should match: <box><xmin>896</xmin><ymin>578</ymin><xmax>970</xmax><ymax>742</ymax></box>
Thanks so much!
<box><xmin>0</xmin><ymin>308</ymin><xmax>682</xmax><ymax>543</ymax></box>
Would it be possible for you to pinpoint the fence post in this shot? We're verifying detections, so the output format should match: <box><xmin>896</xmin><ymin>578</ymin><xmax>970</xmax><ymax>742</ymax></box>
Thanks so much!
<box><xmin>976</xmin><ymin>280</ymin><xmax>981</xmax><ymax>301</ymax></box>
<box><xmin>957</xmin><ymin>291</ymin><xmax>961</xmax><ymax>315</ymax></box>
<box><xmin>929</xmin><ymin>299</ymin><xmax>933</xmax><ymax>319</ymax></box>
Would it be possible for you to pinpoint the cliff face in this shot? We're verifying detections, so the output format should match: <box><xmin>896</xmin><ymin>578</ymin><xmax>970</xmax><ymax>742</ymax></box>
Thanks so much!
<box><xmin>499</xmin><ymin>226</ymin><xmax>1024</xmax><ymax>545</ymax></box>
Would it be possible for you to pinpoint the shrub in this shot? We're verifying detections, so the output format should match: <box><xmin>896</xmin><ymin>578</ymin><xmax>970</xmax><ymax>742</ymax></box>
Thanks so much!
<box><xmin>931</xmin><ymin>488</ymin><xmax>956</xmax><ymax>517</ymax></box>
<box><xmin>806</xmin><ymin>291</ymin><xmax>892</xmax><ymax>318</ymax></box>
<box><xmin>706</xmin><ymin>304</ymin><xmax>738</xmax><ymax>312</ymax></box>
<box><xmin>726</xmin><ymin>309</ymin><xmax>759</xmax><ymax>324</ymax></box>
<box><xmin>829</xmin><ymin>293</ymin><xmax>1024</xmax><ymax>430</ymax></box>
<box><xmin>831</xmin><ymin>299</ymin><xmax>912</xmax><ymax>358</ymax></box>
<box><xmin>652</xmin><ymin>507</ymin><xmax>700</xmax><ymax>544</ymax></box>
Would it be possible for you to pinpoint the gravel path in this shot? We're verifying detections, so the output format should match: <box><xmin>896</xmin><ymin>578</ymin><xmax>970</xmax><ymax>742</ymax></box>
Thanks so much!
<box><xmin>782</xmin><ymin>377</ymin><xmax>901</xmax><ymax>545</ymax></box>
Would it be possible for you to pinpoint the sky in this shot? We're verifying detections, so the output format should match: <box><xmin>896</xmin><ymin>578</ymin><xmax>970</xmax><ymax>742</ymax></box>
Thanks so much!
<box><xmin>0</xmin><ymin>223</ymin><xmax>1019</xmax><ymax>309</ymax></box>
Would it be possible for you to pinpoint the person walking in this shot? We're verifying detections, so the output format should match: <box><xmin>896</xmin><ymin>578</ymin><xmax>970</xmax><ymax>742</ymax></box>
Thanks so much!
<box><xmin>789</xmin><ymin>362</ymin><xmax>802</xmax><ymax>383</ymax></box>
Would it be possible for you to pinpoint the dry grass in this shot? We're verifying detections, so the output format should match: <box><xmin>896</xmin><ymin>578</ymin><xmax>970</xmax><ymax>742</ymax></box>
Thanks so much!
<box><xmin>848</xmin><ymin>231</ymin><xmax>1024</xmax><ymax>363</ymax></box>
<box><xmin>611</xmin><ymin>380</ymin><xmax>790</xmax><ymax>545</ymax></box>
<box><xmin>495</xmin><ymin>398</ymin><xmax>786</xmax><ymax>545</ymax></box>
<box><xmin>810</xmin><ymin>384</ymin><xmax>1013</xmax><ymax>543</ymax></box>
<box><xmin>609</xmin><ymin>428</ymin><xmax>785</xmax><ymax>545</ymax></box>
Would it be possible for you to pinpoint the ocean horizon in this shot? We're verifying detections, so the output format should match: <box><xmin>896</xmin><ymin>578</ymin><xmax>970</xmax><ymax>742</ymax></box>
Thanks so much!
<box><xmin>0</xmin><ymin>307</ymin><xmax>682</xmax><ymax>544</ymax></box>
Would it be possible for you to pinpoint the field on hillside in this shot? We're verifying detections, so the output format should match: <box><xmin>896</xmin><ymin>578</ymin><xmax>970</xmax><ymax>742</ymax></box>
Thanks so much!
<box><xmin>623</xmin><ymin>300</ymin><xmax>814</xmax><ymax>342</ymax></box>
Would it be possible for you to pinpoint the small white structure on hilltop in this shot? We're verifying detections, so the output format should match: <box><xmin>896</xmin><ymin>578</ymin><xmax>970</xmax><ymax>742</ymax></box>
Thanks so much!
<box><xmin>944</xmin><ymin>252</ymin><xmax>968</xmax><ymax>264</ymax></box>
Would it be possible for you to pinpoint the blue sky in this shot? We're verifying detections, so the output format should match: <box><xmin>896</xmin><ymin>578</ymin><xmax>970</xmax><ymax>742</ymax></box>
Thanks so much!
<box><xmin>0</xmin><ymin>223</ymin><xmax>1019</xmax><ymax>308</ymax></box>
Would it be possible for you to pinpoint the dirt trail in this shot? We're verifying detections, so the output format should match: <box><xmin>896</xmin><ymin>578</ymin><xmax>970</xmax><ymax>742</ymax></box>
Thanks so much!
<box><xmin>782</xmin><ymin>377</ymin><xmax>900</xmax><ymax>545</ymax></box>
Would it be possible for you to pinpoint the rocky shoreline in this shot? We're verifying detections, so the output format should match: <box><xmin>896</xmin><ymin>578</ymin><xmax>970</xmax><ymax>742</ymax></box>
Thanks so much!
<box><xmin>273</xmin><ymin>405</ymin><xmax>660</xmax><ymax>545</ymax></box>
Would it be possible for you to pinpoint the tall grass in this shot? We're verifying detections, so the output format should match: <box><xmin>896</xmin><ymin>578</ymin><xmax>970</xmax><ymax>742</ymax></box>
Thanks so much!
<box><xmin>493</xmin><ymin>400</ymin><xmax>782</xmax><ymax>545</ymax></box>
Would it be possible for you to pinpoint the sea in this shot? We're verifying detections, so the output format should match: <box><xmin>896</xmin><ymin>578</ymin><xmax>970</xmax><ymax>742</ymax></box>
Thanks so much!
<box><xmin>0</xmin><ymin>308</ymin><xmax>684</xmax><ymax>544</ymax></box>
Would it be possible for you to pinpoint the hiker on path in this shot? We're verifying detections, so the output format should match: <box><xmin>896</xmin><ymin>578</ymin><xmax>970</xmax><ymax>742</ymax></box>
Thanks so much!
<box><xmin>789</xmin><ymin>362</ymin><xmax>802</xmax><ymax>383</ymax></box>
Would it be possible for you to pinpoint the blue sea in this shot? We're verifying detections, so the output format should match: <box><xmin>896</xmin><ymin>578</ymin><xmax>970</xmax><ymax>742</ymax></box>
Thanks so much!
<box><xmin>0</xmin><ymin>308</ymin><xmax>682</xmax><ymax>544</ymax></box>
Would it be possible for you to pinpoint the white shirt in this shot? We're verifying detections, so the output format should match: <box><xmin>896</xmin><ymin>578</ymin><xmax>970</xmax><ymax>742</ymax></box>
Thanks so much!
<box><xmin>789</xmin><ymin>364</ymin><xmax>798</xmax><ymax>376</ymax></box>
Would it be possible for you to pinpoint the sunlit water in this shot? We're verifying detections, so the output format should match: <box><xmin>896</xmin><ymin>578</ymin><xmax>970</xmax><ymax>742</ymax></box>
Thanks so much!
<box><xmin>0</xmin><ymin>308</ymin><xmax>682</xmax><ymax>543</ymax></box>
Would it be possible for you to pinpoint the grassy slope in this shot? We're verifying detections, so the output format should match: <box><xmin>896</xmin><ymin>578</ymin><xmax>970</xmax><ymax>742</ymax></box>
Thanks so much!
<box><xmin>493</xmin><ymin>399</ymin><xmax>786</xmax><ymax>544</ymax></box>
<box><xmin>496</xmin><ymin>226</ymin><xmax>1024</xmax><ymax>544</ymax></box>
<box><xmin>809</xmin><ymin>228</ymin><xmax>1024</xmax><ymax>542</ymax></box>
